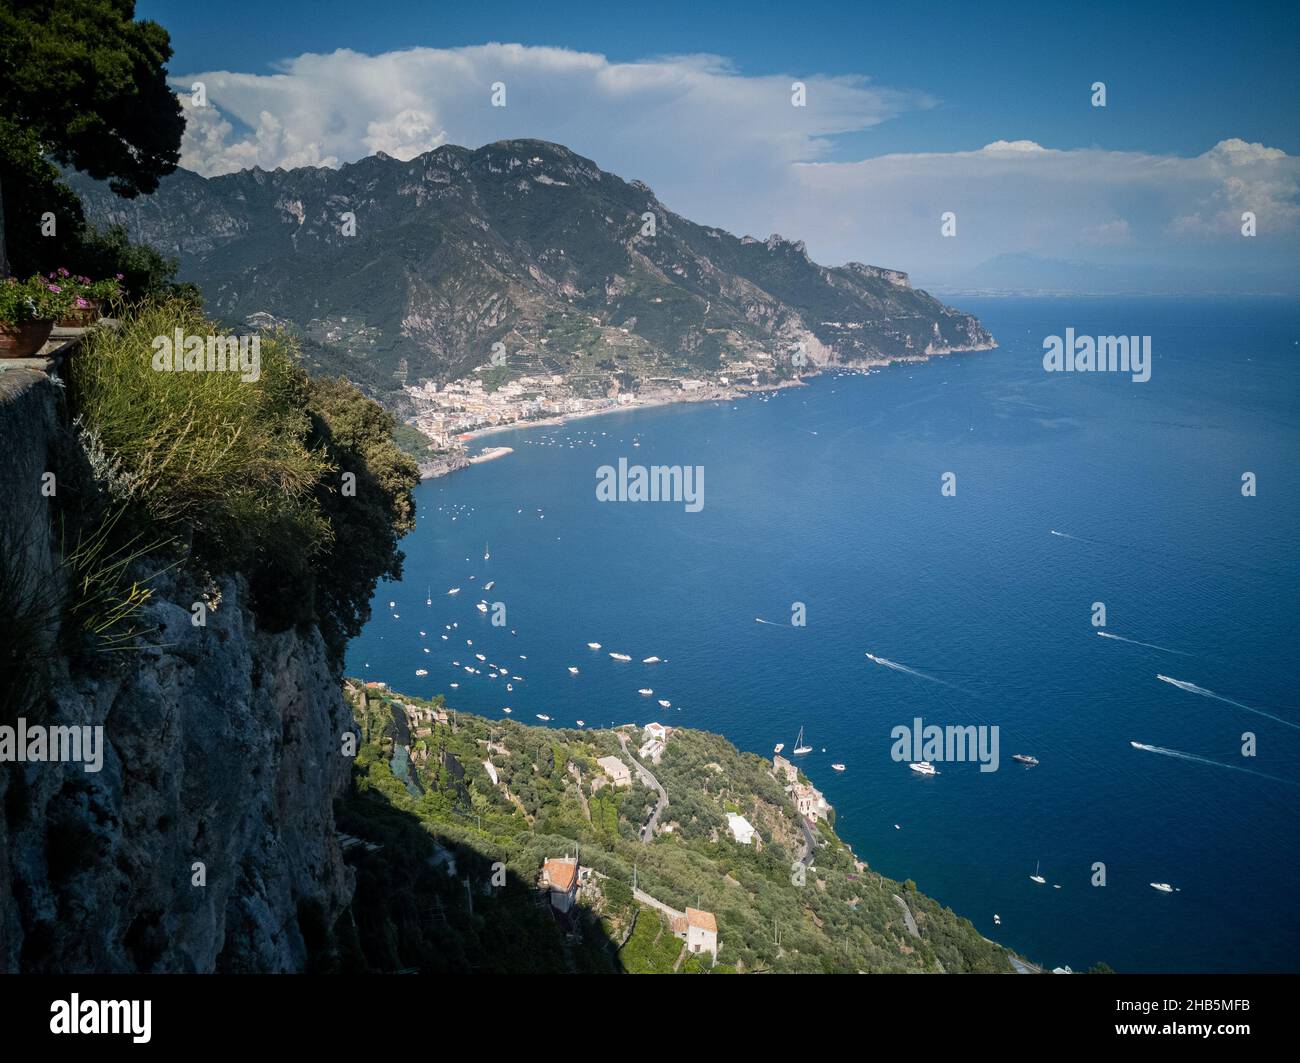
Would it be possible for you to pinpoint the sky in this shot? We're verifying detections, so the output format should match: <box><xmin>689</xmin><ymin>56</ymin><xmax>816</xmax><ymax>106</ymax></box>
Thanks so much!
<box><xmin>137</xmin><ymin>0</ymin><xmax>1300</xmax><ymax>292</ymax></box>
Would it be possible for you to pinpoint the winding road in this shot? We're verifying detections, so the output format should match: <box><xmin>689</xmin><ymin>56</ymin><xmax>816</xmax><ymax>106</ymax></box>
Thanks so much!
<box><xmin>618</xmin><ymin>732</ymin><xmax>668</xmax><ymax>843</ymax></box>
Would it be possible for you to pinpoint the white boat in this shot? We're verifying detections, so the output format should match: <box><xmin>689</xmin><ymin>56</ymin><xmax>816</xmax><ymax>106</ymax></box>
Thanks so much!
<box><xmin>792</xmin><ymin>726</ymin><xmax>813</xmax><ymax>756</ymax></box>
<box><xmin>993</xmin><ymin>914</ymin><xmax>1001</xmax><ymax>925</ymax></box>
<box><xmin>1012</xmin><ymin>754</ymin><xmax>1039</xmax><ymax>766</ymax></box>
<box><xmin>568</xmin><ymin>667</ymin><xmax>579</xmax><ymax>675</ymax></box>
<box><xmin>658</xmin><ymin>699</ymin><xmax>671</xmax><ymax>708</ymax></box>
<box><xmin>449</xmin><ymin>683</ymin><xmax>458</xmax><ymax>689</ymax></box>
<box><xmin>475</xmin><ymin>653</ymin><xmax>486</xmax><ymax>662</ymax></box>
<box><xmin>576</xmin><ymin>720</ymin><xmax>585</xmax><ymax>727</ymax></box>
<box><xmin>536</xmin><ymin>714</ymin><xmax>550</xmax><ymax>721</ymax></box>
<box><xmin>587</xmin><ymin>642</ymin><xmax>602</xmax><ymax>649</ymax></box>
<box><xmin>476</xmin><ymin>602</ymin><xmax>488</xmax><ymax>613</ymax></box>
<box><xmin>484</xmin><ymin>581</ymin><xmax>495</xmax><ymax>591</ymax></box>
<box><xmin>447</xmin><ymin>587</ymin><xmax>460</xmax><ymax>595</ymax></box>
<box><xmin>638</xmin><ymin>688</ymin><xmax>653</xmax><ymax>696</ymax></box>
<box><xmin>774</xmin><ymin>743</ymin><xmax>785</xmax><ymax>754</ymax></box>
<box><xmin>502</xmin><ymin>707</ymin><xmax>512</xmax><ymax>714</ymax></box>
<box><xmin>425</xmin><ymin>587</ymin><xmax>431</xmax><ymax>606</ymax></box>
<box><xmin>506</xmin><ymin>683</ymin><xmax>513</xmax><ymax>691</ymax></box>
<box><xmin>831</xmin><ymin>763</ymin><xmax>846</xmax><ymax>772</ymax></box>
<box><xmin>1150</xmin><ymin>882</ymin><xmax>1175</xmax><ymax>893</ymax></box>
<box><xmin>415</xmin><ymin>669</ymin><xmax>428</xmax><ymax>677</ymax></box>
<box><xmin>642</xmin><ymin>656</ymin><xmax>661</xmax><ymax>664</ymax></box>
<box><xmin>1030</xmin><ymin>861</ymin><xmax>1046</xmax><ymax>885</ymax></box>
<box><xmin>609</xmin><ymin>652</ymin><xmax>632</xmax><ymax>662</ymax></box>
<box><xmin>388</xmin><ymin>600</ymin><xmax>395</xmax><ymax>608</ymax></box>
<box><xmin>484</xmin><ymin>543</ymin><xmax>490</xmax><ymax>561</ymax></box>
<box><xmin>909</xmin><ymin>762</ymin><xmax>937</xmax><ymax>776</ymax></box>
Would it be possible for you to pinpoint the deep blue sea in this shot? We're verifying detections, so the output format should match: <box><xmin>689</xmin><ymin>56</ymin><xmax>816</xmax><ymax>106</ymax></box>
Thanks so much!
<box><xmin>347</xmin><ymin>297</ymin><xmax>1300</xmax><ymax>973</ymax></box>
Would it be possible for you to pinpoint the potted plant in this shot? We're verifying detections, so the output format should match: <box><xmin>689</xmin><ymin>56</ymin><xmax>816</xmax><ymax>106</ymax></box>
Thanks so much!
<box><xmin>51</xmin><ymin>269</ymin><xmax>123</xmax><ymax>327</ymax></box>
<box><xmin>0</xmin><ymin>275</ymin><xmax>74</xmax><ymax>358</ymax></box>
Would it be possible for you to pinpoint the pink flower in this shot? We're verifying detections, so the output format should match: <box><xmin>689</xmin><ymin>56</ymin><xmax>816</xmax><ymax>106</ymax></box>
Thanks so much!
<box><xmin>75</xmin><ymin>297</ymin><xmax>89</xmax><ymax>308</ymax></box>
<box><xmin>48</xmin><ymin>284</ymin><xmax>62</xmax><ymax>293</ymax></box>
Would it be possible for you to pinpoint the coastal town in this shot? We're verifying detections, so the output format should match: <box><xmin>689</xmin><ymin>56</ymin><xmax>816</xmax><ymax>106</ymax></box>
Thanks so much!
<box><xmin>404</xmin><ymin>356</ymin><xmax>799</xmax><ymax>477</ymax></box>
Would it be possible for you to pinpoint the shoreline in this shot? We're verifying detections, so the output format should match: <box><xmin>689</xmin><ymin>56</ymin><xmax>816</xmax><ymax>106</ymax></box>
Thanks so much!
<box><xmin>414</xmin><ymin>344</ymin><xmax>993</xmax><ymax>482</ymax></box>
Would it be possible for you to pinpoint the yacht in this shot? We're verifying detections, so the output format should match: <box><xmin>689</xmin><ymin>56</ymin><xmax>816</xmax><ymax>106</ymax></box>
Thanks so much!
<box><xmin>587</xmin><ymin>642</ymin><xmax>602</xmax><ymax>650</ymax></box>
<box><xmin>502</xmin><ymin>707</ymin><xmax>512</xmax><ymax>714</ymax></box>
<box><xmin>415</xmin><ymin>669</ymin><xmax>428</xmax><ymax>677</ymax></box>
<box><xmin>1012</xmin><ymin>754</ymin><xmax>1039</xmax><ymax>766</ymax></box>
<box><xmin>831</xmin><ymin>763</ymin><xmax>846</xmax><ymax>772</ymax></box>
<box><xmin>909</xmin><ymin>762</ymin><xmax>937</xmax><ymax>776</ymax></box>
<box><xmin>484</xmin><ymin>543</ymin><xmax>491</xmax><ymax>561</ymax></box>
<box><xmin>642</xmin><ymin>656</ymin><xmax>661</xmax><ymax>664</ymax></box>
<box><xmin>993</xmin><ymin>914</ymin><xmax>1001</xmax><ymax>926</ymax></box>
<box><xmin>447</xmin><ymin>587</ymin><xmax>460</xmax><ymax>595</ymax></box>
<box><xmin>425</xmin><ymin>587</ymin><xmax>431</xmax><ymax>606</ymax></box>
<box><xmin>476</xmin><ymin>601</ymin><xmax>488</xmax><ymax>613</ymax></box>
<box><xmin>609</xmin><ymin>652</ymin><xmax>632</xmax><ymax>662</ymax></box>
<box><xmin>638</xmin><ymin>688</ymin><xmax>653</xmax><ymax>696</ymax></box>
<box><xmin>576</xmin><ymin>720</ymin><xmax>585</xmax><ymax>727</ymax></box>
<box><xmin>792</xmin><ymin>726</ymin><xmax>813</xmax><ymax>756</ymax></box>
<box><xmin>658</xmin><ymin>700</ymin><xmax>671</xmax><ymax>708</ymax></box>
<box><xmin>484</xmin><ymin>581</ymin><xmax>495</xmax><ymax>591</ymax></box>
<box><xmin>1150</xmin><ymin>882</ymin><xmax>1175</xmax><ymax>893</ymax></box>
<box><xmin>568</xmin><ymin>667</ymin><xmax>579</xmax><ymax>675</ymax></box>
<box><xmin>774</xmin><ymin>743</ymin><xmax>785</xmax><ymax>754</ymax></box>
<box><xmin>536</xmin><ymin>714</ymin><xmax>550</xmax><ymax>721</ymax></box>
<box><xmin>1030</xmin><ymin>861</ymin><xmax>1046</xmax><ymax>885</ymax></box>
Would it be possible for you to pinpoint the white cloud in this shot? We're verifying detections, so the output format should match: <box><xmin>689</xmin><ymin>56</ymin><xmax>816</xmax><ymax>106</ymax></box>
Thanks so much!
<box><xmin>174</xmin><ymin>45</ymin><xmax>1299</xmax><ymax>290</ymax></box>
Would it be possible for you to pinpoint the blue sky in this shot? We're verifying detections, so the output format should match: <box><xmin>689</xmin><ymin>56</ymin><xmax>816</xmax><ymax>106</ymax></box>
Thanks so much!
<box><xmin>137</xmin><ymin>0</ymin><xmax>1300</xmax><ymax>291</ymax></box>
<box><xmin>142</xmin><ymin>0</ymin><xmax>1299</xmax><ymax>157</ymax></box>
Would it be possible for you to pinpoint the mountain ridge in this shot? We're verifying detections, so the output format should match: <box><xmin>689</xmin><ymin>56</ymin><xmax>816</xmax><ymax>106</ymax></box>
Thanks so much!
<box><xmin>71</xmin><ymin>139</ymin><xmax>994</xmax><ymax>404</ymax></box>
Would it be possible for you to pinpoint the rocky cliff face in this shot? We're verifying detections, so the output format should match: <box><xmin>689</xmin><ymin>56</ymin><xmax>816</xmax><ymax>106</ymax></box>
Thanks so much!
<box><xmin>70</xmin><ymin>139</ymin><xmax>994</xmax><ymax>399</ymax></box>
<box><xmin>0</xmin><ymin>371</ymin><xmax>354</xmax><ymax>972</ymax></box>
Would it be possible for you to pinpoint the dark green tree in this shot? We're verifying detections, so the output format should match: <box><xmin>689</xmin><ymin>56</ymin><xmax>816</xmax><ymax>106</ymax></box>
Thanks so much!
<box><xmin>0</xmin><ymin>0</ymin><xmax>184</xmax><ymax>275</ymax></box>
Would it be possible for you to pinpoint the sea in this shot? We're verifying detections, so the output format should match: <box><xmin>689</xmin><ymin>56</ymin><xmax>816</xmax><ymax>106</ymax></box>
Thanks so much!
<box><xmin>346</xmin><ymin>296</ymin><xmax>1300</xmax><ymax>973</ymax></box>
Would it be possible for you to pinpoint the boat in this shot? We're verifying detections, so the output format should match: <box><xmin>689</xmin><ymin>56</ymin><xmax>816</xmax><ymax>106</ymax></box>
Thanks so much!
<box><xmin>642</xmin><ymin>656</ymin><xmax>661</xmax><ymax>664</ymax></box>
<box><xmin>447</xmin><ymin>587</ymin><xmax>460</xmax><ymax>595</ymax></box>
<box><xmin>568</xmin><ymin>667</ymin><xmax>579</xmax><ymax>675</ymax></box>
<box><xmin>576</xmin><ymin>720</ymin><xmax>585</xmax><ymax>727</ymax></box>
<box><xmin>476</xmin><ymin>602</ymin><xmax>488</xmax><ymax>613</ymax></box>
<box><xmin>388</xmin><ymin>600</ymin><xmax>395</xmax><ymax>608</ymax></box>
<box><xmin>484</xmin><ymin>581</ymin><xmax>495</xmax><ymax>591</ymax></box>
<box><xmin>536</xmin><ymin>714</ymin><xmax>550</xmax><ymax>721</ymax></box>
<box><xmin>638</xmin><ymin>688</ymin><xmax>653</xmax><ymax>696</ymax></box>
<box><xmin>1030</xmin><ymin>861</ymin><xmax>1046</xmax><ymax>885</ymax></box>
<box><xmin>609</xmin><ymin>652</ymin><xmax>632</xmax><ymax>662</ymax></box>
<box><xmin>831</xmin><ymin>763</ymin><xmax>846</xmax><ymax>772</ymax></box>
<box><xmin>909</xmin><ymin>762</ymin><xmax>937</xmax><ymax>776</ymax></box>
<box><xmin>415</xmin><ymin>669</ymin><xmax>428</xmax><ymax>677</ymax></box>
<box><xmin>502</xmin><ymin>707</ymin><xmax>512</xmax><ymax>714</ymax></box>
<box><xmin>425</xmin><ymin>586</ymin><xmax>431</xmax><ymax>606</ymax></box>
<box><xmin>792</xmin><ymin>727</ymin><xmax>813</xmax><ymax>756</ymax></box>
<box><xmin>1150</xmin><ymin>882</ymin><xmax>1175</xmax><ymax>893</ymax></box>
<box><xmin>1012</xmin><ymin>754</ymin><xmax>1040</xmax><ymax>766</ymax></box>
<box><xmin>484</xmin><ymin>543</ymin><xmax>490</xmax><ymax>561</ymax></box>
<box><xmin>993</xmin><ymin>914</ymin><xmax>1001</xmax><ymax>925</ymax></box>
<box><xmin>774</xmin><ymin>743</ymin><xmax>785</xmax><ymax>754</ymax></box>
<box><xmin>475</xmin><ymin>653</ymin><xmax>486</xmax><ymax>662</ymax></box>
<box><xmin>587</xmin><ymin>642</ymin><xmax>601</xmax><ymax>649</ymax></box>
<box><xmin>658</xmin><ymin>700</ymin><xmax>671</xmax><ymax>708</ymax></box>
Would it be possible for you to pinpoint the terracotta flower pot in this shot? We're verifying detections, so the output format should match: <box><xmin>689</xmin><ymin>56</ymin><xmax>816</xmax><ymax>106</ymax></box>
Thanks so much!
<box><xmin>56</xmin><ymin>301</ymin><xmax>101</xmax><ymax>328</ymax></box>
<box><xmin>0</xmin><ymin>319</ymin><xmax>55</xmax><ymax>359</ymax></box>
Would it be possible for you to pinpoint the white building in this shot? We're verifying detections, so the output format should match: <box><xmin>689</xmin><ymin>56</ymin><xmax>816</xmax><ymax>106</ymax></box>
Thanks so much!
<box><xmin>685</xmin><ymin>908</ymin><xmax>718</xmax><ymax>959</ymax></box>
<box><xmin>639</xmin><ymin>738</ymin><xmax>665</xmax><ymax>764</ymax></box>
<box><xmin>643</xmin><ymin>722</ymin><xmax>668</xmax><ymax>742</ymax></box>
<box><xmin>597</xmin><ymin>755</ymin><xmax>632</xmax><ymax>788</ymax></box>
<box><xmin>726</xmin><ymin>812</ymin><xmax>758</xmax><ymax>845</ymax></box>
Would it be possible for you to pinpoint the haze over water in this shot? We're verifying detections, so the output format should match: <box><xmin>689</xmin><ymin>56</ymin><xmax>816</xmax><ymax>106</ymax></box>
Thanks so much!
<box><xmin>348</xmin><ymin>296</ymin><xmax>1300</xmax><ymax>973</ymax></box>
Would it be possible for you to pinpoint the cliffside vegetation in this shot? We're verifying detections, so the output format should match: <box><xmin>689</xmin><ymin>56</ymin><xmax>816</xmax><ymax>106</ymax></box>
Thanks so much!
<box><xmin>330</xmin><ymin>684</ymin><xmax>1014</xmax><ymax>974</ymax></box>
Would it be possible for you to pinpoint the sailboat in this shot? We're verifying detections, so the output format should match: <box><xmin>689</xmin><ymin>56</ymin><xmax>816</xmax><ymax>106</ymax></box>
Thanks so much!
<box><xmin>425</xmin><ymin>586</ymin><xmax>431</xmax><ymax>606</ymax></box>
<box><xmin>484</xmin><ymin>542</ymin><xmax>490</xmax><ymax>561</ymax></box>
<box><xmin>1030</xmin><ymin>861</ymin><xmax>1046</xmax><ymax>885</ymax></box>
<box><xmin>793</xmin><ymin>727</ymin><xmax>813</xmax><ymax>756</ymax></box>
